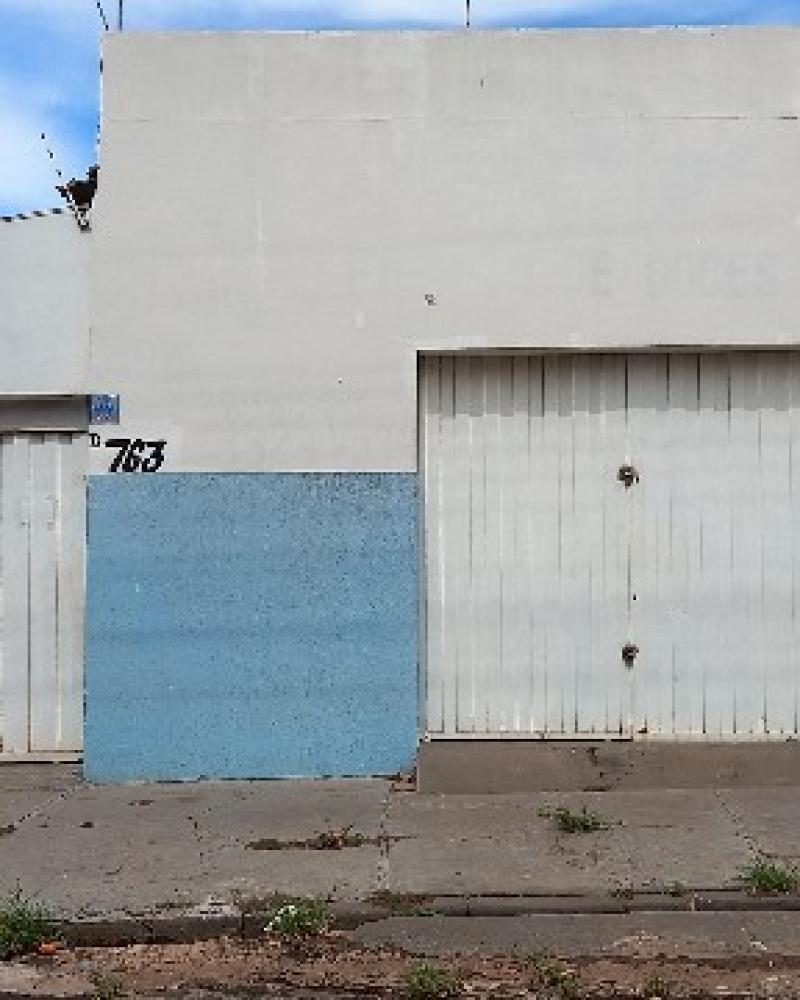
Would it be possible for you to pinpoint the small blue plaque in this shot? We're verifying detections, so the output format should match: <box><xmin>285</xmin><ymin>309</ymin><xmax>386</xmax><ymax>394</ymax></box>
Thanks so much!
<box><xmin>89</xmin><ymin>394</ymin><xmax>120</xmax><ymax>424</ymax></box>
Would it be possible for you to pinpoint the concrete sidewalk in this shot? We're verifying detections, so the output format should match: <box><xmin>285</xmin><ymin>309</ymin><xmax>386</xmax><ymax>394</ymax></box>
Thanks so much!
<box><xmin>0</xmin><ymin>765</ymin><xmax>797</xmax><ymax>922</ymax></box>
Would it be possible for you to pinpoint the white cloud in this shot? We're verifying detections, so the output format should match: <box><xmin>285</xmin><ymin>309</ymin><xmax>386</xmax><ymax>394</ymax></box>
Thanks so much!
<box><xmin>0</xmin><ymin>0</ymin><xmax>99</xmax><ymax>34</ymax></box>
<box><xmin>0</xmin><ymin>106</ymin><xmax>78</xmax><ymax>211</ymax></box>
<box><xmin>0</xmin><ymin>0</ymin><xmax>663</xmax><ymax>28</ymax></box>
<box><xmin>123</xmin><ymin>0</ymin><xmax>466</xmax><ymax>25</ymax></box>
<box><xmin>103</xmin><ymin>0</ymin><xmax>723</xmax><ymax>25</ymax></box>
<box><xmin>0</xmin><ymin>0</ymin><xmax>461</xmax><ymax>20</ymax></box>
<box><xmin>0</xmin><ymin>60</ymin><xmax>91</xmax><ymax>213</ymax></box>
<box><xmin>0</xmin><ymin>0</ymin><xmax>791</xmax><ymax>28</ymax></box>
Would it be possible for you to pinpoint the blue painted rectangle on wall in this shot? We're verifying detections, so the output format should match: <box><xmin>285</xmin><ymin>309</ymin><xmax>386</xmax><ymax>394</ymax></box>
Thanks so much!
<box><xmin>85</xmin><ymin>473</ymin><xmax>418</xmax><ymax>781</ymax></box>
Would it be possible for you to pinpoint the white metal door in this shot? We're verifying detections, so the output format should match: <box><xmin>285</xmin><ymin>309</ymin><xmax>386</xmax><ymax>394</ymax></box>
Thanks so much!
<box><xmin>421</xmin><ymin>354</ymin><xmax>631</xmax><ymax>737</ymax></box>
<box><xmin>628</xmin><ymin>352</ymin><xmax>800</xmax><ymax>737</ymax></box>
<box><xmin>0</xmin><ymin>433</ymin><xmax>87</xmax><ymax>754</ymax></box>
<box><xmin>421</xmin><ymin>352</ymin><xmax>800</xmax><ymax>740</ymax></box>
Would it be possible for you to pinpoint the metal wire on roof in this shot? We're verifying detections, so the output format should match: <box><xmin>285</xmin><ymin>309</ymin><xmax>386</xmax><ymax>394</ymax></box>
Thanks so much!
<box><xmin>0</xmin><ymin>208</ymin><xmax>67</xmax><ymax>224</ymax></box>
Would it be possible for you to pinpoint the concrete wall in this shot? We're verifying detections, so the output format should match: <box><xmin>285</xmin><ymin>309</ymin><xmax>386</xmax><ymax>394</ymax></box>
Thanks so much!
<box><xmin>1</xmin><ymin>211</ymin><xmax>90</xmax><ymax>394</ymax></box>
<box><xmin>85</xmin><ymin>473</ymin><xmax>418</xmax><ymax>781</ymax></box>
<box><xmin>93</xmin><ymin>27</ymin><xmax>800</xmax><ymax>474</ymax></box>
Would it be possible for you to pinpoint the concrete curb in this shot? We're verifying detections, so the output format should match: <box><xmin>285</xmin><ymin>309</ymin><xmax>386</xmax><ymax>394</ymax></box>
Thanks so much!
<box><xmin>442</xmin><ymin>892</ymin><xmax>800</xmax><ymax>916</ymax></box>
<box><xmin>55</xmin><ymin>891</ymin><xmax>800</xmax><ymax>946</ymax></box>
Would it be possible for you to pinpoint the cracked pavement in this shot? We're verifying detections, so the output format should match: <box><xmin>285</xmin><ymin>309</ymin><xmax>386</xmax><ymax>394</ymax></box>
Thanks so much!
<box><xmin>0</xmin><ymin>766</ymin><xmax>797</xmax><ymax>920</ymax></box>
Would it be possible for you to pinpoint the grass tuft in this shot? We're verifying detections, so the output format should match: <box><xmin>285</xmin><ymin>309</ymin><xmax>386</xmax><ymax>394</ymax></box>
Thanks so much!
<box><xmin>642</xmin><ymin>973</ymin><xmax>672</xmax><ymax>998</ymax></box>
<box><xmin>403</xmin><ymin>962</ymin><xmax>462</xmax><ymax>999</ymax></box>
<box><xmin>539</xmin><ymin>805</ymin><xmax>606</xmax><ymax>834</ymax></box>
<box><xmin>529</xmin><ymin>956</ymin><xmax>580</xmax><ymax>998</ymax></box>
<box><xmin>740</xmin><ymin>858</ymin><xmax>798</xmax><ymax>894</ymax></box>
<box><xmin>263</xmin><ymin>898</ymin><xmax>331</xmax><ymax>937</ymax></box>
<box><xmin>0</xmin><ymin>887</ymin><xmax>53</xmax><ymax>959</ymax></box>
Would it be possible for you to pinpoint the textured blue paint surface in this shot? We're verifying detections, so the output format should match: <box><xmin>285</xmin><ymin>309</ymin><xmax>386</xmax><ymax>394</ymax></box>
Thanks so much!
<box><xmin>85</xmin><ymin>474</ymin><xmax>418</xmax><ymax>782</ymax></box>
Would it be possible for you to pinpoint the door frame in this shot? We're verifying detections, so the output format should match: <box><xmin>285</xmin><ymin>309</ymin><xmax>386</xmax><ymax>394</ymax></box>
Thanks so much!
<box><xmin>0</xmin><ymin>395</ymin><xmax>88</xmax><ymax>761</ymax></box>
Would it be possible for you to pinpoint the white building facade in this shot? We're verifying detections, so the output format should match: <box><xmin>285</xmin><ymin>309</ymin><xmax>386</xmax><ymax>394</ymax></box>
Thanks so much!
<box><xmin>86</xmin><ymin>27</ymin><xmax>800</xmax><ymax>780</ymax></box>
<box><xmin>0</xmin><ymin>210</ymin><xmax>90</xmax><ymax>758</ymax></box>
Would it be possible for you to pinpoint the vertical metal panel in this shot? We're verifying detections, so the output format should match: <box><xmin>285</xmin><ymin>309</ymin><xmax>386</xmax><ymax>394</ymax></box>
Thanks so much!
<box><xmin>422</xmin><ymin>354</ymin><xmax>630</xmax><ymax>737</ymax></box>
<box><xmin>630</xmin><ymin>352</ymin><xmax>800</xmax><ymax>737</ymax></box>
<box><xmin>422</xmin><ymin>351</ymin><xmax>800</xmax><ymax>740</ymax></box>
<box><xmin>581</xmin><ymin>354</ymin><xmax>630</xmax><ymax>735</ymax></box>
<box><xmin>420</xmin><ymin>360</ymin><xmax>443</xmax><ymax>733</ymax></box>
<box><xmin>29</xmin><ymin>434</ymin><xmax>59</xmax><ymax>750</ymax></box>
<box><xmin>627</xmin><ymin>353</ymin><xmax>671</xmax><ymax>735</ymax></box>
<box><xmin>0</xmin><ymin>433</ymin><xmax>85</xmax><ymax>753</ymax></box>
<box><xmin>729</xmin><ymin>352</ymin><xmax>763</xmax><ymax>734</ymax></box>
<box><xmin>57</xmin><ymin>434</ymin><xmax>88</xmax><ymax>751</ymax></box>
<box><xmin>1</xmin><ymin>437</ymin><xmax>31</xmax><ymax>753</ymax></box>
<box><xmin>759</xmin><ymin>353</ymin><xmax>794</xmax><ymax>735</ymax></box>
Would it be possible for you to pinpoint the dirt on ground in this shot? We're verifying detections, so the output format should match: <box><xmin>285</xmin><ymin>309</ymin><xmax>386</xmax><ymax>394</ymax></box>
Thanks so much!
<box><xmin>29</xmin><ymin>932</ymin><xmax>800</xmax><ymax>999</ymax></box>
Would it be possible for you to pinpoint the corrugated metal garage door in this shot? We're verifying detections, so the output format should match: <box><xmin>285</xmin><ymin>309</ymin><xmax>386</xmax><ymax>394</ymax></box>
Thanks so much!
<box><xmin>0</xmin><ymin>433</ymin><xmax>87</xmax><ymax>754</ymax></box>
<box><xmin>421</xmin><ymin>352</ymin><xmax>800</xmax><ymax>740</ymax></box>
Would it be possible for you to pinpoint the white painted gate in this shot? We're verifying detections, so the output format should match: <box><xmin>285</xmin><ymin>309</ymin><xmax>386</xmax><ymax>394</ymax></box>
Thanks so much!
<box><xmin>0</xmin><ymin>433</ymin><xmax>87</xmax><ymax>754</ymax></box>
<box><xmin>421</xmin><ymin>352</ymin><xmax>800</xmax><ymax>740</ymax></box>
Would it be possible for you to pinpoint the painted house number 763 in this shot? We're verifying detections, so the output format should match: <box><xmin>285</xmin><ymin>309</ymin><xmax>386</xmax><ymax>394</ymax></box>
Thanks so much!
<box><xmin>105</xmin><ymin>438</ymin><xmax>167</xmax><ymax>473</ymax></box>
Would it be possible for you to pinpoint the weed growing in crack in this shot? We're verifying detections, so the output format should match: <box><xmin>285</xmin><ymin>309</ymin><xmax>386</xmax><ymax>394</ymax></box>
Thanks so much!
<box><xmin>263</xmin><ymin>899</ymin><xmax>331</xmax><ymax>937</ymax></box>
<box><xmin>528</xmin><ymin>956</ymin><xmax>580</xmax><ymax>999</ymax></box>
<box><xmin>0</xmin><ymin>887</ymin><xmax>53</xmax><ymax>959</ymax></box>
<box><xmin>539</xmin><ymin>805</ymin><xmax>606</xmax><ymax>834</ymax></box>
<box><xmin>403</xmin><ymin>962</ymin><xmax>462</xmax><ymax>999</ymax></box>
<box><xmin>740</xmin><ymin>858</ymin><xmax>798</xmax><ymax>894</ymax></box>
<box><xmin>642</xmin><ymin>973</ymin><xmax>672</xmax><ymax>998</ymax></box>
<box><xmin>311</xmin><ymin>825</ymin><xmax>364</xmax><ymax>849</ymax></box>
<box><xmin>245</xmin><ymin>838</ymin><xmax>285</xmax><ymax>851</ymax></box>
<box><xmin>246</xmin><ymin>825</ymin><xmax>366</xmax><ymax>851</ymax></box>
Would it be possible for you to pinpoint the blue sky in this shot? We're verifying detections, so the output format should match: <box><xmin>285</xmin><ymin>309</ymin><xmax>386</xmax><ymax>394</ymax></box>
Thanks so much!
<box><xmin>2</xmin><ymin>0</ymin><xmax>800</xmax><ymax>214</ymax></box>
